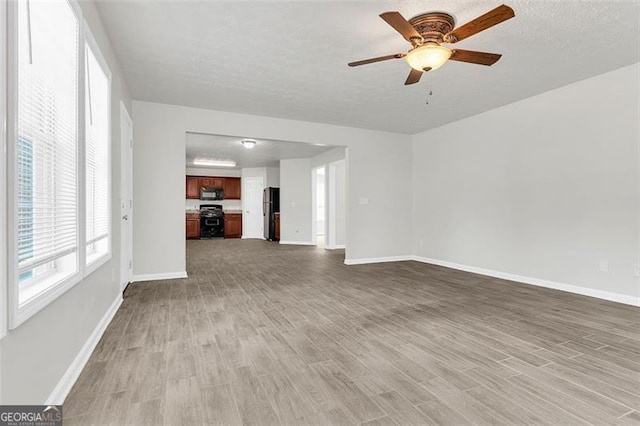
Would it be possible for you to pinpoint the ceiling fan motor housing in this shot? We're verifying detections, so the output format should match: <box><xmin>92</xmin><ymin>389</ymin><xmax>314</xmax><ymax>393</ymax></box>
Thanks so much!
<box><xmin>408</xmin><ymin>12</ymin><xmax>455</xmax><ymax>44</ymax></box>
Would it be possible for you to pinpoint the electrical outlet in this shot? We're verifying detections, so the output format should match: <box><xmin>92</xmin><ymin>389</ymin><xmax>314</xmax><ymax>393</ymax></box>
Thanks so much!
<box><xmin>419</xmin><ymin>239</ymin><xmax>424</xmax><ymax>247</ymax></box>
<box><xmin>635</xmin><ymin>261</ymin><xmax>640</xmax><ymax>277</ymax></box>
<box><xmin>359</xmin><ymin>197</ymin><xmax>369</xmax><ymax>205</ymax></box>
<box><xmin>599</xmin><ymin>259</ymin><xmax>609</xmax><ymax>273</ymax></box>
<box><xmin>296</xmin><ymin>228</ymin><xmax>300</xmax><ymax>233</ymax></box>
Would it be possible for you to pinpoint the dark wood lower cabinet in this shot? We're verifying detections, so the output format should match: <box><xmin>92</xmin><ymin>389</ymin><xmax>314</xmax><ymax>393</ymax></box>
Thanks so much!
<box><xmin>274</xmin><ymin>213</ymin><xmax>280</xmax><ymax>241</ymax></box>
<box><xmin>186</xmin><ymin>213</ymin><xmax>200</xmax><ymax>239</ymax></box>
<box><xmin>224</xmin><ymin>214</ymin><xmax>242</xmax><ymax>238</ymax></box>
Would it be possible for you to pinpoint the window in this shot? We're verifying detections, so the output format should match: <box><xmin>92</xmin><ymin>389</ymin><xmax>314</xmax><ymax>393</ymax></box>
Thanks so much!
<box><xmin>9</xmin><ymin>0</ymin><xmax>112</xmax><ymax>327</ymax></box>
<box><xmin>15</xmin><ymin>0</ymin><xmax>79</xmax><ymax>307</ymax></box>
<box><xmin>85</xmin><ymin>42</ymin><xmax>110</xmax><ymax>266</ymax></box>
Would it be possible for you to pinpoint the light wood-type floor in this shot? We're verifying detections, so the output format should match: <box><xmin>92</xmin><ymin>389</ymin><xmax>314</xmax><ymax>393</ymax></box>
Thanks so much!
<box><xmin>65</xmin><ymin>239</ymin><xmax>640</xmax><ymax>425</ymax></box>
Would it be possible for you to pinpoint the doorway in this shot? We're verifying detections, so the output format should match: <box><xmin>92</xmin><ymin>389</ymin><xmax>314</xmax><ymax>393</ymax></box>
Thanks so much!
<box><xmin>327</xmin><ymin>160</ymin><xmax>346</xmax><ymax>249</ymax></box>
<box><xmin>312</xmin><ymin>166</ymin><xmax>326</xmax><ymax>247</ymax></box>
<box><xmin>120</xmin><ymin>103</ymin><xmax>133</xmax><ymax>292</ymax></box>
<box><xmin>243</xmin><ymin>176</ymin><xmax>264</xmax><ymax>238</ymax></box>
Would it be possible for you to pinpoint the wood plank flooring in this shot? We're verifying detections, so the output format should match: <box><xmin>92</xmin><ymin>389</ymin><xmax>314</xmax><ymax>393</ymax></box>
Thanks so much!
<box><xmin>65</xmin><ymin>239</ymin><xmax>640</xmax><ymax>425</ymax></box>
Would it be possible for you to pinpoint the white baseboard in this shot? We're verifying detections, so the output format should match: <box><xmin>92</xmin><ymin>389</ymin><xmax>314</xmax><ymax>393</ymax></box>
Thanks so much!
<box><xmin>132</xmin><ymin>271</ymin><xmax>188</xmax><ymax>282</ymax></box>
<box><xmin>46</xmin><ymin>294</ymin><xmax>123</xmax><ymax>405</ymax></box>
<box><xmin>326</xmin><ymin>244</ymin><xmax>345</xmax><ymax>250</ymax></box>
<box><xmin>279</xmin><ymin>240</ymin><xmax>315</xmax><ymax>246</ymax></box>
<box><xmin>412</xmin><ymin>256</ymin><xmax>640</xmax><ymax>307</ymax></box>
<box><xmin>344</xmin><ymin>255</ymin><xmax>412</xmax><ymax>266</ymax></box>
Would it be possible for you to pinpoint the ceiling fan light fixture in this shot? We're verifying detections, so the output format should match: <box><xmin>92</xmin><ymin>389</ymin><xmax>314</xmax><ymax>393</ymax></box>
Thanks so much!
<box><xmin>405</xmin><ymin>43</ymin><xmax>452</xmax><ymax>72</ymax></box>
<box><xmin>241</xmin><ymin>139</ymin><xmax>257</xmax><ymax>149</ymax></box>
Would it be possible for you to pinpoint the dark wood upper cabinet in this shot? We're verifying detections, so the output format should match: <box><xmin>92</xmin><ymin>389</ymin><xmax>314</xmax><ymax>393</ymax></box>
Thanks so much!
<box><xmin>186</xmin><ymin>176</ymin><xmax>200</xmax><ymax>199</ymax></box>
<box><xmin>200</xmin><ymin>177</ymin><xmax>224</xmax><ymax>189</ymax></box>
<box><xmin>224</xmin><ymin>178</ymin><xmax>241</xmax><ymax>200</ymax></box>
<box><xmin>186</xmin><ymin>175</ymin><xmax>241</xmax><ymax>200</ymax></box>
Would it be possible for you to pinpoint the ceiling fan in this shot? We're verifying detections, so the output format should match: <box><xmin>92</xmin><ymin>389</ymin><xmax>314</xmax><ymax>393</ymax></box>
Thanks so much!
<box><xmin>348</xmin><ymin>5</ymin><xmax>515</xmax><ymax>85</ymax></box>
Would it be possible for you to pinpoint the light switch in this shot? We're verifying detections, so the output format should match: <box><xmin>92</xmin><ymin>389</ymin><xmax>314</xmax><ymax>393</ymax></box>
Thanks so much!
<box><xmin>359</xmin><ymin>197</ymin><xmax>369</xmax><ymax>205</ymax></box>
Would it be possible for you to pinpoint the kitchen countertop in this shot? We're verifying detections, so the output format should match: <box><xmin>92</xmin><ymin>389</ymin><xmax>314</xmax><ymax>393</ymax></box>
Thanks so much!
<box><xmin>224</xmin><ymin>210</ymin><xmax>242</xmax><ymax>214</ymax></box>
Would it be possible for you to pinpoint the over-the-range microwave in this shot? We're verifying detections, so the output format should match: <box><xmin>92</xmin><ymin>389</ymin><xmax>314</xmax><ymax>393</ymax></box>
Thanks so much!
<box><xmin>200</xmin><ymin>187</ymin><xmax>224</xmax><ymax>200</ymax></box>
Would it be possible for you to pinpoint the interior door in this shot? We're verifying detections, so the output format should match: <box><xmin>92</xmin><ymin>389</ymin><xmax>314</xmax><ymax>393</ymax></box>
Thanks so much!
<box><xmin>120</xmin><ymin>103</ymin><xmax>133</xmax><ymax>291</ymax></box>
<box><xmin>242</xmin><ymin>176</ymin><xmax>264</xmax><ymax>238</ymax></box>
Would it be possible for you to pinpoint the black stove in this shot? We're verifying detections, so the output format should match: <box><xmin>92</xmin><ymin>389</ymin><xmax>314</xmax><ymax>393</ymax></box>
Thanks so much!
<box><xmin>200</xmin><ymin>204</ymin><xmax>224</xmax><ymax>239</ymax></box>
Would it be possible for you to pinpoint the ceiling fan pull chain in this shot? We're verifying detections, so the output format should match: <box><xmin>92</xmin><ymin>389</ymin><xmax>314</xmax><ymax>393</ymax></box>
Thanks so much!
<box><xmin>429</xmin><ymin>73</ymin><xmax>433</xmax><ymax>96</ymax></box>
<box><xmin>425</xmin><ymin>74</ymin><xmax>437</xmax><ymax>106</ymax></box>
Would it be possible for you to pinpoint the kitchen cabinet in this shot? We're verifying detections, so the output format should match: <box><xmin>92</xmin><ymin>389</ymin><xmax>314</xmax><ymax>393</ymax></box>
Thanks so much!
<box><xmin>186</xmin><ymin>175</ymin><xmax>241</xmax><ymax>200</ymax></box>
<box><xmin>186</xmin><ymin>213</ymin><xmax>200</xmax><ymax>239</ymax></box>
<box><xmin>223</xmin><ymin>177</ymin><xmax>241</xmax><ymax>200</ymax></box>
<box><xmin>224</xmin><ymin>213</ymin><xmax>242</xmax><ymax>238</ymax></box>
<box><xmin>186</xmin><ymin>177</ymin><xmax>200</xmax><ymax>199</ymax></box>
<box><xmin>200</xmin><ymin>177</ymin><xmax>224</xmax><ymax>188</ymax></box>
<box><xmin>274</xmin><ymin>213</ymin><xmax>280</xmax><ymax>241</ymax></box>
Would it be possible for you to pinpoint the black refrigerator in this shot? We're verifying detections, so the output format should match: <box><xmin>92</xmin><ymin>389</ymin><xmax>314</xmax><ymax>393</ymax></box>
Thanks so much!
<box><xmin>263</xmin><ymin>187</ymin><xmax>280</xmax><ymax>241</ymax></box>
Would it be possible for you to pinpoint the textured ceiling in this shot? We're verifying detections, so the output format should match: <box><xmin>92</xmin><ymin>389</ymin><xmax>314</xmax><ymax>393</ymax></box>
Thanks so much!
<box><xmin>96</xmin><ymin>1</ymin><xmax>640</xmax><ymax>134</ymax></box>
<box><xmin>186</xmin><ymin>133</ymin><xmax>336</xmax><ymax>168</ymax></box>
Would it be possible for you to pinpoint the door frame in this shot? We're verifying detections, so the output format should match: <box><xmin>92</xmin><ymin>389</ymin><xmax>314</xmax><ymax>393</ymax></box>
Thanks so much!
<box><xmin>120</xmin><ymin>102</ymin><xmax>133</xmax><ymax>292</ymax></box>
<box><xmin>242</xmin><ymin>175</ymin><xmax>264</xmax><ymax>239</ymax></box>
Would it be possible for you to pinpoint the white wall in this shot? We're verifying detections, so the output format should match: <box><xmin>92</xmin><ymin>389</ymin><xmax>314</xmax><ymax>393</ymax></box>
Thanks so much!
<box><xmin>311</xmin><ymin>147</ymin><xmax>346</xmax><ymax>168</ymax></box>
<box><xmin>412</xmin><ymin>63</ymin><xmax>640</xmax><ymax>304</ymax></box>
<box><xmin>132</xmin><ymin>101</ymin><xmax>413</xmax><ymax>274</ymax></box>
<box><xmin>0</xmin><ymin>1</ymin><xmax>132</xmax><ymax>403</ymax></box>
<box><xmin>280</xmin><ymin>159</ymin><xmax>313</xmax><ymax>243</ymax></box>
<box><xmin>266</xmin><ymin>167</ymin><xmax>280</xmax><ymax>188</ymax></box>
<box><xmin>241</xmin><ymin>167</ymin><xmax>267</xmax><ymax>181</ymax></box>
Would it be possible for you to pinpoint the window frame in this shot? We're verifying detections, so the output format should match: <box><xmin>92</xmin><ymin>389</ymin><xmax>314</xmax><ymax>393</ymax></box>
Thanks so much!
<box><xmin>83</xmin><ymin>22</ymin><xmax>112</xmax><ymax>276</ymax></box>
<box><xmin>7</xmin><ymin>0</ymin><xmax>112</xmax><ymax>329</ymax></box>
<box><xmin>1</xmin><ymin>0</ymin><xmax>8</xmax><ymax>340</ymax></box>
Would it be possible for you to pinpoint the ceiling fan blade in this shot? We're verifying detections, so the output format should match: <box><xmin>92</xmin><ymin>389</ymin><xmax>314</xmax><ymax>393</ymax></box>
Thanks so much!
<box><xmin>445</xmin><ymin>5</ymin><xmax>515</xmax><ymax>43</ymax></box>
<box><xmin>379</xmin><ymin>12</ymin><xmax>423</xmax><ymax>43</ymax></box>
<box><xmin>449</xmin><ymin>49</ymin><xmax>502</xmax><ymax>66</ymax></box>
<box><xmin>348</xmin><ymin>53</ymin><xmax>405</xmax><ymax>67</ymax></box>
<box><xmin>404</xmin><ymin>68</ymin><xmax>423</xmax><ymax>85</ymax></box>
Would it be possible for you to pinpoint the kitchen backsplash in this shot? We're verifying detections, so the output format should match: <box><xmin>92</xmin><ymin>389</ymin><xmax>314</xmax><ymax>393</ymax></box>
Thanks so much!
<box><xmin>185</xmin><ymin>199</ymin><xmax>242</xmax><ymax>211</ymax></box>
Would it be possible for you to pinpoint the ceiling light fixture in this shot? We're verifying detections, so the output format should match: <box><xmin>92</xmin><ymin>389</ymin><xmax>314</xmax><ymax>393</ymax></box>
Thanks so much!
<box><xmin>241</xmin><ymin>139</ymin><xmax>257</xmax><ymax>149</ymax></box>
<box><xmin>193</xmin><ymin>159</ymin><xmax>236</xmax><ymax>167</ymax></box>
<box><xmin>405</xmin><ymin>42</ymin><xmax>452</xmax><ymax>72</ymax></box>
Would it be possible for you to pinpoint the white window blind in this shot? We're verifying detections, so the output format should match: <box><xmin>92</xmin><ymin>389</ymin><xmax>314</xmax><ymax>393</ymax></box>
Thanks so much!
<box><xmin>16</xmin><ymin>0</ymin><xmax>79</xmax><ymax>304</ymax></box>
<box><xmin>85</xmin><ymin>43</ymin><xmax>110</xmax><ymax>264</ymax></box>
